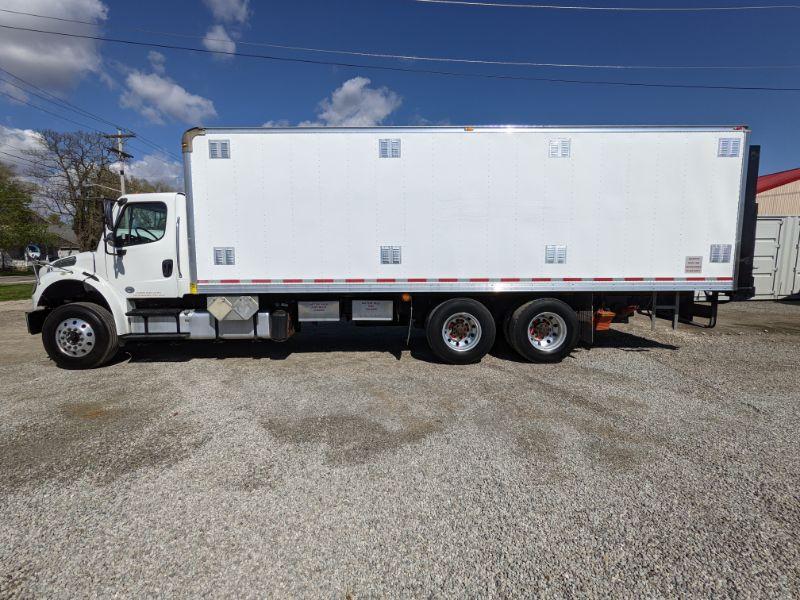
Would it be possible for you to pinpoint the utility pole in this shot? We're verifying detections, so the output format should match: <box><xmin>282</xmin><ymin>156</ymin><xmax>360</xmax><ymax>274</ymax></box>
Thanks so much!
<box><xmin>104</xmin><ymin>129</ymin><xmax>135</xmax><ymax>196</ymax></box>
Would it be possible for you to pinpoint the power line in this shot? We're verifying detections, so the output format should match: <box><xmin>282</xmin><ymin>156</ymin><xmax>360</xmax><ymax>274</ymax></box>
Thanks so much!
<box><xmin>412</xmin><ymin>0</ymin><xmax>800</xmax><ymax>11</ymax></box>
<box><xmin>0</xmin><ymin>66</ymin><xmax>181</xmax><ymax>161</ymax></box>
<box><xmin>0</xmin><ymin>149</ymin><xmax>56</xmax><ymax>170</ymax></box>
<box><xmin>0</xmin><ymin>68</ymin><xmax>122</xmax><ymax>131</ymax></box>
<box><xmin>0</xmin><ymin>72</ymin><xmax>181</xmax><ymax>165</ymax></box>
<box><xmin>2</xmin><ymin>22</ymin><xmax>800</xmax><ymax>92</ymax></box>
<box><xmin>1</xmin><ymin>7</ymin><xmax>799</xmax><ymax>71</ymax></box>
<box><xmin>0</xmin><ymin>89</ymin><xmax>99</xmax><ymax>130</ymax></box>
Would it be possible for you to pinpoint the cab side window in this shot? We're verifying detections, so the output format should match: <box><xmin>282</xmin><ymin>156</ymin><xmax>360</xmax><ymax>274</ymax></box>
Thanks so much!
<box><xmin>114</xmin><ymin>202</ymin><xmax>167</xmax><ymax>247</ymax></box>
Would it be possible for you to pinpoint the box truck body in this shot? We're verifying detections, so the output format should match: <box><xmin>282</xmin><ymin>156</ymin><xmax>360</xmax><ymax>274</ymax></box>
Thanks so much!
<box><xmin>186</xmin><ymin>126</ymin><xmax>748</xmax><ymax>294</ymax></box>
<box><xmin>26</xmin><ymin>125</ymin><xmax>758</xmax><ymax>368</ymax></box>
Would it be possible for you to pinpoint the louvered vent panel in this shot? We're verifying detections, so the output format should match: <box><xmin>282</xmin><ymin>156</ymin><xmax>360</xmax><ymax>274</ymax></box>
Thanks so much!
<box><xmin>209</xmin><ymin>140</ymin><xmax>231</xmax><ymax>159</ymax></box>
<box><xmin>710</xmin><ymin>244</ymin><xmax>732</xmax><ymax>263</ymax></box>
<box><xmin>380</xmin><ymin>246</ymin><xmax>401</xmax><ymax>264</ymax></box>
<box><xmin>379</xmin><ymin>139</ymin><xmax>401</xmax><ymax>158</ymax></box>
<box><xmin>545</xmin><ymin>245</ymin><xmax>567</xmax><ymax>264</ymax></box>
<box><xmin>717</xmin><ymin>138</ymin><xmax>741</xmax><ymax>158</ymax></box>
<box><xmin>214</xmin><ymin>247</ymin><xmax>235</xmax><ymax>265</ymax></box>
<box><xmin>549</xmin><ymin>139</ymin><xmax>571</xmax><ymax>158</ymax></box>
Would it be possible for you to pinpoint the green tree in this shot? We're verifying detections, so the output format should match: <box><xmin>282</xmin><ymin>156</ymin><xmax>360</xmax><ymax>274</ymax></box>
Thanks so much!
<box><xmin>0</xmin><ymin>163</ymin><xmax>50</xmax><ymax>269</ymax></box>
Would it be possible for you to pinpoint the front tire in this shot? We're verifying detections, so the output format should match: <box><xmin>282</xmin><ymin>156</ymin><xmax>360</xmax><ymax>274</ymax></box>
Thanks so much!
<box><xmin>506</xmin><ymin>298</ymin><xmax>578</xmax><ymax>363</ymax></box>
<box><xmin>425</xmin><ymin>298</ymin><xmax>496</xmax><ymax>364</ymax></box>
<box><xmin>41</xmin><ymin>302</ymin><xmax>119</xmax><ymax>369</ymax></box>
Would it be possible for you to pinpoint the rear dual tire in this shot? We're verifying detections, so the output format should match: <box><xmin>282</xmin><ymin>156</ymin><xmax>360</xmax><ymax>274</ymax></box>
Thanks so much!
<box><xmin>425</xmin><ymin>298</ymin><xmax>496</xmax><ymax>364</ymax></box>
<box><xmin>505</xmin><ymin>298</ymin><xmax>578</xmax><ymax>363</ymax></box>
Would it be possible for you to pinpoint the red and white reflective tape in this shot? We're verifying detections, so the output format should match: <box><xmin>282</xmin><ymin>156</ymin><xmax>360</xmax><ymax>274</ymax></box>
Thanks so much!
<box><xmin>196</xmin><ymin>276</ymin><xmax>734</xmax><ymax>284</ymax></box>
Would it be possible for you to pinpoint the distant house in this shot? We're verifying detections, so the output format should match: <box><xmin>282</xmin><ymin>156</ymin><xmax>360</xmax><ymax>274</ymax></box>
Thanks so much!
<box><xmin>0</xmin><ymin>220</ymin><xmax>80</xmax><ymax>270</ymax></box>
<box><xmin>753</xmin><ymin>168</ymin><xmax>800</xmax><ymax>299</ymax></box>
<box><xmin>44</xmin><ymin>222</ymin><xmax>80</xmax><ymax>260</ymax></box>
<box><xmin>757</xmin><ymin>167</ymin><xmax>800</xmax><ymax>216</ymax></box>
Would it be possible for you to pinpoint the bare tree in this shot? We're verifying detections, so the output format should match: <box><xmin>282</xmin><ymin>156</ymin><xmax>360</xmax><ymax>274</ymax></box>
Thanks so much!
<box><xmin>26</xmin><ymin>130</ymin><xmax>114</xmax><ymax>251</ymax></box>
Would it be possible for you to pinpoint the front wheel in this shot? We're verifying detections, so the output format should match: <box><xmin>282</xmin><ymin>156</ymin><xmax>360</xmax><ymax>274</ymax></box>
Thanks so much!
<box><xmin>425</xmin><ymin>298</ymin><xmax>496</xmax><ymax>364</ymax></box>
<box><xmin>41</xmin><ymin>302</ymin><xmax>119</xmax><ymax>369</ymax></box>
<box><xmin>506</xmin><ymin>298</ymin><xmax>578</xmax><ymax>363</ymax></box>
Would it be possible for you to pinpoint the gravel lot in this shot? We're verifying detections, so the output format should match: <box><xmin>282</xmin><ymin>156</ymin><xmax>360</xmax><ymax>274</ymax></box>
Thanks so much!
<box><xmin>1</xmin><ymin>298</ymin><xmax>798</xmax><ymax>597</ymax></box>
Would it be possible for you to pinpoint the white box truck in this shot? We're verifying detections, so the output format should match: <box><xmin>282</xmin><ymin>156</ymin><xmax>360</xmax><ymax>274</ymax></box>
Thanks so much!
<box><xmin>26</xmin><ymin>125</ymin><xmax>759</xmax><ymax>368</ymax></box>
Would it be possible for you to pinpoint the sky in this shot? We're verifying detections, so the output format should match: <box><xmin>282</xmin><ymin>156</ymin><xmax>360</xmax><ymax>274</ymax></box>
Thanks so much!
<box><xmin>1</xmin><ymin>0</ymin><xmax>799</xmax><ymax>186</ymax></box>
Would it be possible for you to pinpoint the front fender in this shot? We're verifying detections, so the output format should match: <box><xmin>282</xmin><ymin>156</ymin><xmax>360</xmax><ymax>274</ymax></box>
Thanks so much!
<box><xmin>34</xmin><ymin>271</ymin><xmax>131</xmax><ymax>335</ymax></box>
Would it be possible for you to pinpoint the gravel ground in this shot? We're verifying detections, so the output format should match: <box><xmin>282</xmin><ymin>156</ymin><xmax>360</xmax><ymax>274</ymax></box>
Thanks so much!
<box><xmin>0</xmin><ymin>299</ymin><xmax>798</xmax><ymax>598</ymax></box>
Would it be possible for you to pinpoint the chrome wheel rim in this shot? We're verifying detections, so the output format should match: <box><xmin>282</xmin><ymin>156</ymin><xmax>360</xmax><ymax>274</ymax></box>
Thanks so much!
<box><xmin>442</xmin><ymin>312</ymin><xmax>482</xmax><ymax>352</ymax></box>
<box><xmin>55</xmin><ymin>318</ymin><xmax>96</xmax><ymax>357</ymax></box>
<box><xmin>527</xmin><ymin>312</ymin><xmax>567</xmax><ymax>353</ymax></box>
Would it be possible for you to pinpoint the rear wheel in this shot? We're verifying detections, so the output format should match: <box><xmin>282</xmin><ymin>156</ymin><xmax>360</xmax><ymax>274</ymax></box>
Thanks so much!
<box><xmin>506</xmin><ymin>298</ymin><xmax>578</xmax><ymax>363</ymax></box>
<box><xmin>42</xmin><ymin>302</ymin><xmax>118</xmax><ymax>369</ymax></box>
<box><xmin>425</xmin><ymin>298</ymin><xmax>496</xmax><ymax>364</ymax></box>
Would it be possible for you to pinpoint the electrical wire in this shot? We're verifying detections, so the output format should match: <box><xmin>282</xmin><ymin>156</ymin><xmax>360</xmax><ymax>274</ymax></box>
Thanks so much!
<box><xmin>412</xmin><ymin>0</ymin><xmax>800</xmax><ymax>11</ymax></box>
<box><xmin>1</xmin><ymin>7</ymin><xmax>798</xmax><ymax>71</ymax></box>
<box><xmin>0</xmin><ymin>89</ymin><xmax>98</xmax><ymax>130</ymax></box>
<box><xmin>2</xmin><ymin>23</ymin><xmax>800</xmax><ymax>92</ymax></box>
<box><xmin>0</xmin><ymin>66</ymin><xmax>181</xmax><ymax>161</ymax></box>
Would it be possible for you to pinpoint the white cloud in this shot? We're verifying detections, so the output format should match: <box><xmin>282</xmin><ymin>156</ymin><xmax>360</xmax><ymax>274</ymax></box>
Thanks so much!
<box><xmin>112</xmin><ymin>153</ymin><xmax>182</xmax><ymax>186</ymax></box>
<box><xmin>147</xmin><ymin>51</ymin><xmax>167</xmax><ymax>75</ymax></box>
<box><xmin>296</xmin><ymin>77</ymin><xmax>402</xmax><ymax>127</ymax></box>
<box><xmin>262</xmin><ymin>119</ymin><xmax>290</xmax><ymax>128</ymax></box>
<box><xmin>202</xmin><ymin>25</ymin><xmax>236</xmax><ymax>59</ymax></box>
<box><xmin>120</xmin><ymin>56</ymin><xmax>217</xmax><ymax>124</ymax></box>
<box><xmin>0</xmin><ymin>0</ymin><xmax>108</xmax><ymax>99</ymax></box>
<box><xmin>203</xmin><ymin>0</ymin><xmax>249</xmax><ymax>23</ymax></box>
<box><xmin>0</xmin><ymin>125</ymin><xmax>43</xmax><ymax>172</ymax></box>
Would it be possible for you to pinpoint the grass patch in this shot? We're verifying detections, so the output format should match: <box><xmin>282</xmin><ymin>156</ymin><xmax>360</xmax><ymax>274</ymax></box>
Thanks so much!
<box><xmin>0</xmin><ymin>284</ymin><xmax>34</xmax><ymax>302</ymax></box>
<box><xmin>0</xmin><ymin>269</ymin><xmax>34</xmax><ymax>276</ymax></box>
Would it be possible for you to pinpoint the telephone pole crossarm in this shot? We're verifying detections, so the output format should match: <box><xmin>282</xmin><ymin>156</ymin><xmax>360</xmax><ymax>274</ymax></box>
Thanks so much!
<box><xmin>103</xmin><ymin>130</ymin><xmax>136</xmax><ymax>196</ymax></box>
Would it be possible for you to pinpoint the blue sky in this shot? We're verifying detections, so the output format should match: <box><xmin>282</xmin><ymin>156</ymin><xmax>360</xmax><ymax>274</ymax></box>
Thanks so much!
<box><xmin>1</xmin><ymin>0</ymin><xmax>799</xmax><ymax>183</ymax></box>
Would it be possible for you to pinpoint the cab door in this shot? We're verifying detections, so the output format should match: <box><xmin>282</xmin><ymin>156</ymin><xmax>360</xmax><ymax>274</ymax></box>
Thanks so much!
<box><xmin>106</xmin><ymin>195</ymin><xmax>179</xmax><ymax>299</ymax></box>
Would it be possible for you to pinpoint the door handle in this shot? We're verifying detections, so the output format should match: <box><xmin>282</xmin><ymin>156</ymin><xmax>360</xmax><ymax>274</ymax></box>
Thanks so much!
<box><xmin>162</xmin><ymin>259</ymin><xmax>174</xmax><ymax>278</ymax></box>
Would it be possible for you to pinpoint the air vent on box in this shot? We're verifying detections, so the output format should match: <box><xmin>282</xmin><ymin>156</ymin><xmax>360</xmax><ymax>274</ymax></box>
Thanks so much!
<box><xmin>545</xmin><ymin>245</ymin><xmax>567</xmax><ymax>264</ymax></box>
<box><xmin>717</xmin><ymin>138</ymin><xmax>741</xmax><ymax>158</ymax></box>
<box><xmin>548</xmin><ymin>139</ymin><xmax>571</xmax><ymax>159</ymax></box>
<box><xmin>710</xmin><ymin>244</ymin><xmax>732</xmax><ymax>263</ymax></box>
<box><xmin>209</xmin><ymin>140</ymin><xmax>230</xmax><ymax>159</ymax></box>
<box><xmin>214</xmin><ymin>247</ymin><xmax>235</xmax><ymax>265</ymax></box>
<box><xmin>380</xmin><ymin>245</ymin><xmax>401</xmax><ymax>264</ymax></box>
<box><xmin>379</xmin><ymin>138</ymin><xmax>401</xmax><ymax>158</ymax></box>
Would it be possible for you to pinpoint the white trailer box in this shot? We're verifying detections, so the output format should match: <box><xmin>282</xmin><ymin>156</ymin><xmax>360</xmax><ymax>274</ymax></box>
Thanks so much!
<box><xmin>184</xmin><ymin>126</ymin><xmax>749</xmax><ymax>295</ymax></box>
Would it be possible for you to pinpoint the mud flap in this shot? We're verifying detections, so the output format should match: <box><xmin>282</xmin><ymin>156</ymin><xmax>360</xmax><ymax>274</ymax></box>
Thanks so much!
<box><xmin>679</xmin><ymin>292</ymin><xmax>719</xmax><ymax>328</ymax></box>
<box><xmin>25</xmin><ymin>309</ymin><xmax>49</xmax><ymax>335</ymax></box>
<box><xmin>734</xmin><ymin>145</ymin><xmax>760</xmax><ymax>300</ymax></box>
<box><xmin>575</xmin><ymin>293</ymin><xmax>594</xmax><ymax>346</ymax></box>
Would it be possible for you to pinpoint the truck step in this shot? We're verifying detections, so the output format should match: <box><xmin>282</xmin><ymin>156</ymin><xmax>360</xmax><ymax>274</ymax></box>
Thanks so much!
<box><xmin>120</xmin><ymin>333</ymin><xmax>191</xmax><ymax>341</ymax></box>
<box><xmin>126</xmin><ymin>308</ymin><xmax>184</xmax><ymax>317</ymax></box>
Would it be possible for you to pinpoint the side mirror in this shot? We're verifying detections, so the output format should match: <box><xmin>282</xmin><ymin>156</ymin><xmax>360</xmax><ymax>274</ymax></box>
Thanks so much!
<box><xmin>104</xmin><ymin>232</ymin><xmax>126</xmax><ymax>256</ymax></box>
<box><xmin>103</xmin><ymin>199</ymin><xmax>115</xmax><ymax>231</ymax></box>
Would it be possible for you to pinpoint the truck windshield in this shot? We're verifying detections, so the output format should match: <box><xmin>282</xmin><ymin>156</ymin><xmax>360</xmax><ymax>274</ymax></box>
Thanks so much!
<box><xmin>114</xmin><ymin>202</ymin><xmax>167</xmax><ymax>247</ymax></box>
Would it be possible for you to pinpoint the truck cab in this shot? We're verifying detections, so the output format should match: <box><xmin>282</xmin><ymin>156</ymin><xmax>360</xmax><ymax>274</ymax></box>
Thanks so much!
<box><xmin>27</xmin><ymin>193</ymin><xmax>189</xmax><ymax>368</ymax></box>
